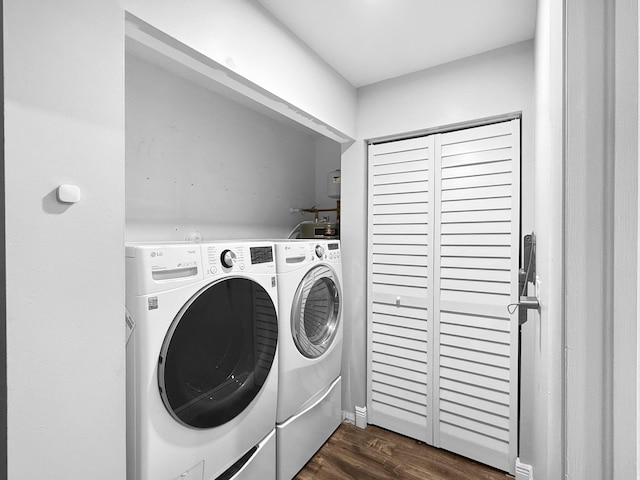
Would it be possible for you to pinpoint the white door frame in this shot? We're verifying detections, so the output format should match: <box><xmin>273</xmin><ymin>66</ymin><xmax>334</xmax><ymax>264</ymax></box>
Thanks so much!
<box><xmin>564</xmin><ymin>0</ymin><xmax>638</xmax><ymax>478</ymax></box>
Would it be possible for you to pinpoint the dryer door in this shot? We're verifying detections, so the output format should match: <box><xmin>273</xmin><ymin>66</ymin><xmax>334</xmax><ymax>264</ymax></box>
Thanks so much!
<box><xmin>158</xmin><ymin>277</ymin><xmax>278</xmax><ymax>429</ymax></box>
<box><xmin>291</xmin><ymin>265</ymin><xmax>341</xmax><ymax>358</ymax></box>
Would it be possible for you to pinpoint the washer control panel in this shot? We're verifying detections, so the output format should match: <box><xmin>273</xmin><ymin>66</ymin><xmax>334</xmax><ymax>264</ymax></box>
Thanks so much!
<box><xmin>201</xmin><ymin>242</ymin><xmax>275</xmax><ymax>279</ymax></box>
<box><xmin>125</xmin><ymin>243</ymin><xmax>204</xmax><ymax>296</ymax></box>
<box><xmin>126</xmin><ymin>241</ymin><xmax>277</xmax><ymax>295</ymax></box>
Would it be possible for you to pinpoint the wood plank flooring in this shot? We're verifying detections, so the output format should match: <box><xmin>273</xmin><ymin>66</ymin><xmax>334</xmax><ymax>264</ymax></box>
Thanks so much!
<box><xmin>294</xmin><ymin>422</ymin><xmax>514</xmax><ymax>480</ymax></box>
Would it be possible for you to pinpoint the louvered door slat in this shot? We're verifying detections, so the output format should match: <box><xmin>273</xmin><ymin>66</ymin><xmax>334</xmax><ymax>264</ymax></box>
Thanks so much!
<box><xmin>441</xmin><ymin>233</ymin><xmax>512</xmax><ymax>245</ymax></box>
<box><xmin>440</xmin><ymin>196</ymin><xmax>512</xmax><ymax>212</ymax></box>
<box><xmin>373</xmin><ymin>223</ymin><xmax>430</xmax><ymax>235</ymax></box>
<box><xmin>434</xmin><ymin>119</ymin><xmax>519</xmax><ymax>474</ymax></box>
<box><xmin>373</xmin><ymin>263</ymin><xmax>428</xmax><ymax>276</ymax></box>
<box><xmin>373</xmin><ymin>323</ymin><xmax>428</xmax><ymax>342</ymax></box>
<box><xmin>368</xmin><ymin>135</ymin><xmax>435</xmax><ymax>444</ymax></box>
<box><xmin>373</xmin><ymin>158</ymin><xmax>429</xmax><ymax>174</ymax></box>
<box><xmin>441</xmin><ymin>267</ymin><xmax>510</xmax><ymax>282</ymax></box>
<box><xmin>373</xmin><ymin>302</ymin><xmax>429</xmax><ymax>320</ymax></box>
<box><xmin>439</xmin><ymin>355</ymin><xmax>510</xmax><ymax>381</ymax></box>
<box><xmin>373</xmin><ymin>253</ymin><xmax>429</xmax><ymax>266</ymax></box>
<box><xmin>371</xmin><ymin>351</ymin><xmax>426</xmax><ymax>374</ymax></box>
<box><xmin>441</xmin><ymin>121</ymin><xmax>515</xmax><ymax>144</ymax></box>
<box><xmin>441</xmin><ymin>185</ymin><xmax>512</xmax><ymax>202</ymax></box>
<box><xmin>373</xmin><ymin>181</ymin><xmax>430</xmax><ymax>195</ymax></box>
<box><xmin>440</xmin><ymin>344</ymin><xmax>510</xmax><ymax>369</ymax></box>
<box><xmin>373</xmin><ymin>191</ymin><xmax>430</xmax><ymax>205</ymax></box>
<box><xmin>373</xmin><ymin>213</ymin><xmax>431</xmax><ymax>225</ymax></box>
<box><xmin>374</xmin><ymin>171</ymin><xmax>429</xmax><ymax>186</ymax></box>
<box><xmin>373</xmin><ymin>203</ymin><xmax>429</xmax><ymax>215</ymax></box>
<box><xmin>372</xmin><ymin>361</ymin><xmax>428</xmax><ymax>384</ymax></box>
<box><xmin>442</xmin><ymin>160</ymin><xmax>512</xmax><ymax>179</ymax></box>
<box><xmin>441</xmin><ymin>222</ymin><xmax>511</xmax><ymax>234</ymax></box>
<box><xmin>372</xmin><ymin>314</ymin><xmax>427</xmax><ymax>332</ymax></box>
<box><xmin>442</xmin><ymin>171</ymin><xmax>513</xmax><ymax>189</ymax></box>
<box><xmin>440</xmin><ymin>390</ymin><xmax>509</xmax><ymax>418</ymax></box>
<box><xmin>440</xmin><ymin>147</ymin><xmax>513</xmax><ymax>168</ymax></box>
<box><xmin>441</xmin><ymin>136</ymin><xmax>512</xmax><ymax>157</ymax></box>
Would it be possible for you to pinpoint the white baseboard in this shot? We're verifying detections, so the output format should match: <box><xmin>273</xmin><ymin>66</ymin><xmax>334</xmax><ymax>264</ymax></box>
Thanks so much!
<box><xmin>342</xmin><ymin>406</ymin><xmax>368</xmax><ymax>428</ymax></box>
<box><xmin>515</xmin><ymin>458</ymin><xmax>533</xmax><ymax>480</ymax></box>
<box><xmin>355</xmin><ymin>405</ymin><xmax>367</xmax><ymax>428</ymax></box>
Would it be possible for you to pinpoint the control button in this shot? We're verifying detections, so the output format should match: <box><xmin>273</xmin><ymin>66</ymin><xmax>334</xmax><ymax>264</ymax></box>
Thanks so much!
<box><xmin>315</xmin><ymin>245</ymin><xmax>325</xmax><ymax>258</ymax></box>
<box><xmin>220</xmin><ymin>249</ymin><xmax>237</xmax><ymax>268</ymax></box>
<box><xmin>209</xmin><ymin>266</ymin><xmax>217</xmax><ymax>275</ymax></box>
<box><xmin>239</xmin><ymin>263</ymin><xmax>245</xmax><ymax>271</ymax></box>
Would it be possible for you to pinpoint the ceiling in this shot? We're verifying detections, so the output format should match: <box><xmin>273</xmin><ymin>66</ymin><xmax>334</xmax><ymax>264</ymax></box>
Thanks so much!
<box><xmin>257</xmin><ymin>0</ymin><xmax>538</xmax><ymax>88</ymax></box>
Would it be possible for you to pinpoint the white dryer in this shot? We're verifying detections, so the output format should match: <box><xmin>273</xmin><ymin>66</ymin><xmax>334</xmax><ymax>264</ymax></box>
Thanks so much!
<box><xmin>125</xmin><ymin>241</ymin><xmax>279</xmax><ymax>480</ymax></box>
<box><xmin>274</xmin><ymin>240</ymin><xmax>343</xmax><ymax>480</ymax></box>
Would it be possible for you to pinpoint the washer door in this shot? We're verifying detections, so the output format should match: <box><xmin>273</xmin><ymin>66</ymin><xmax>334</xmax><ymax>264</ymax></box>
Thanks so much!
<box><xmin>291</xmin><ymin>265</ymin><xmax>341</xmax><ymax>358</ymax></box>
<box><xmin>158</xmin><ymin>277</ymin><xmax>278</xmax><ymax>429</ymax></box>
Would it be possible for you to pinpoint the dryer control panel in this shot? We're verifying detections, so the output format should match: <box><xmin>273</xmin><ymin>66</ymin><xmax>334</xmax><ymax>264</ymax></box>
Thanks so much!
<box><xmin>274</xmin><ymin>240</ymin><xmax>341</xmax><ymax>274</ymax></box>
<box><xmin>315</xmin><ymin>241</ymin><xmax>341</xmax><ymax>262</ymax></box>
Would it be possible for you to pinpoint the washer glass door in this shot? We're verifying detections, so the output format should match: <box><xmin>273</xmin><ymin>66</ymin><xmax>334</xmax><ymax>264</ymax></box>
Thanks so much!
<box><xmin>291</xmin><ymin>265</ymin><xmax>341</xmax><ymax>358</ymax></box>
<box><xmin>158</xmin><ymin>277</ymin><xmax>278</xmax><ymax>429</ymax></box>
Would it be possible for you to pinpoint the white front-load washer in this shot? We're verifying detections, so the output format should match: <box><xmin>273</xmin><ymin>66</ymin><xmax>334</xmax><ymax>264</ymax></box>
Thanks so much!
<box><xmin>125</xmin><ymin>241</ymin><xmax>279</xmax><ymax>480</ymax></box>
<box><xmin>273</xmin><ymin>239</ymin><xmax>343</xmax><ymax>480</ymax></box>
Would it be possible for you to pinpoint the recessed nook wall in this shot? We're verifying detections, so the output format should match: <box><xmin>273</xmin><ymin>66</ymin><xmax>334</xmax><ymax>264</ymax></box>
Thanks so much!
<box><xmin>126</xmin><ymin>53</ymin><xmax>335</xmax><ymax>241</ymax></box>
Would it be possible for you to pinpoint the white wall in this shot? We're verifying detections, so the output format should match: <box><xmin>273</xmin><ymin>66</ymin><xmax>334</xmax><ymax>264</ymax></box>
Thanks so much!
<box><xmin>3</xmin><ymin>0</ymin><xmax>126</xmax><ymax>478</ymax></box>
<box><xmin>126</xmin><ymin>53</ymin><xmax>321</xmax><ymax>241</ymax></box>
<box><xmin>125</xmin><ymin>0</ymin><xmax>357</xmax><ymax>141</ymax></box>
<box><xmin>611</xmin><ymin>2</ymin><xmax>638</xmax><ymax>477</ymax></box>
<box><xmin>314</xmin><ymin>137</ymin><xmax>342</xmax><ymax>224</ymax></box>
<box><xmin>1</xmin><ymin>2</ymin><xmax>349</xmax><ymax>475</ymax></box>
<box><xmin>528</xmin><ymin>0</ymin><xmax>564</xmax><ymax>477</ymax></box>
<box><xmin>341</xmin><ymin>41</ymin><xmax>535</xmax><ymax>422</ymax></box>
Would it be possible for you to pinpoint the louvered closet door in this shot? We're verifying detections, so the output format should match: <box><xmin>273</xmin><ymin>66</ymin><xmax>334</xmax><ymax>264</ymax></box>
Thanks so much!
<box><xmin>367</xmin><ymin>136</ymin><xmax>435</xmax><ymax>443</ymax></box>
<box><xmin>434</xmin><ymin>119</ymin><xmax>520</xmax><ymax>473</ymax></box>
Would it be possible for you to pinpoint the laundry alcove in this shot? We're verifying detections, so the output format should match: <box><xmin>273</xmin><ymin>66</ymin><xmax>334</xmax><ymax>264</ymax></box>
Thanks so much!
<box><xmin>124</xmin><ymin>14</ymin><xmax>345</xmax><ymax>243</ymax></box>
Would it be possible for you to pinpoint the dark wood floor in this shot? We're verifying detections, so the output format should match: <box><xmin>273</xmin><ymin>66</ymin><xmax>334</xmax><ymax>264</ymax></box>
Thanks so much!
<box><xmin>294</xmin><ymin>422</ymin><xmax>514</xmax><ymax>480</ymax></box>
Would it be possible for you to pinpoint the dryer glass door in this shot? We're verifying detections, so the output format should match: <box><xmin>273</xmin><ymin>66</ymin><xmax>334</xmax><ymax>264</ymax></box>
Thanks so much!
<box><xmin>158</xmin><ymin>277</ymin><xmax>278</xmax><ymax>429</ymax></box>
<box><xmin>291</xmin><ymin>265</ymin><xmax>341</xmax><ymax>358</ymax></box>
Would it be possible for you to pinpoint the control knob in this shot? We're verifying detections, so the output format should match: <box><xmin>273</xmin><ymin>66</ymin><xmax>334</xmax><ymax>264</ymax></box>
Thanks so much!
<box><xmin>315</xmin><ymin>245</ymin><xmax>325</xmax><ymax>259</ymax></box>
<box><xmin>220</xmin><ymin>249</ymin><xmax>237</xmax><ymax>268</ymax></box>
